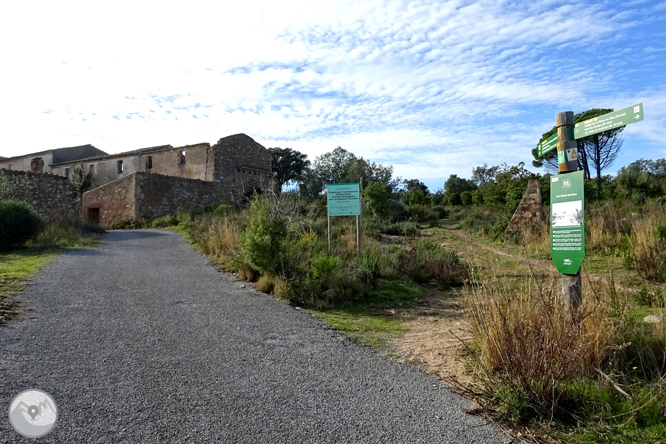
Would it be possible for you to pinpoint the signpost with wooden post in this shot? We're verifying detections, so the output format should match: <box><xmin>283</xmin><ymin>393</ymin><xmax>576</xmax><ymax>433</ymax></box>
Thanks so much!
<box><xmin>553</xmin><ymin>111</ymin><xmax>583</xmax><ymax>310</ymax></box>
<box><xmin>543</xmin><ymin>104</ymin><xmax>644</xmax><ymax>310</ymax></box>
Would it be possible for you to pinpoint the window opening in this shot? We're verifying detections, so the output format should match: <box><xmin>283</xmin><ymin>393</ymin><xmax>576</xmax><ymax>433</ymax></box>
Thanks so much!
<box><xmin>65</xmin><ymin>168</ymin><xmax>70</xmax><ymax>178</ymax></box>
<box><xmin>146</xmin><ymin>156</ymin><xmax>153</xmax><ymax>170</ymax></box>
<box><xmin>30</xmin><ymin>157</ymin><xmax>44</xmax><ymax>173</ymax></box>
<box><xmin>117</xmin><ymin>160</ymin><xmax>124</xmax><ymax>173</ymax></box>
<box><xmin>180</xmin><ymin>151</ymin><xmax>186</xmax><ymax>165</ymax></box>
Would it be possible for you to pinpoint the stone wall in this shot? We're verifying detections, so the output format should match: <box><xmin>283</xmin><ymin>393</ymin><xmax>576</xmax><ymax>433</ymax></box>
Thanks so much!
<box><xmin>507</xmin><ymin>179</ymin><xmax>545</xmax><ymax>231</ymax></box>
<box><xmin>81</xmin><ymin>172</ymin><xmax>232</xmax><ymax>228</ymax></box>
<box><xmin>81</xmin><ymin>174</ymin><xmax>136</xmax><ymax>227</ymax></box>
<box><xmin>134</xmin><ymin>172</ymin><xmax>228</xmax><ymax>220</ymax></box>
<box><xmin>0</xmin><ymin>169</ymin><xmax>80</xmax><ymax>222</ymax></box>
<box><xmin>212</xmin><ymin>134</ymin><xmax>274</xmax><ymax>203</ymax></box>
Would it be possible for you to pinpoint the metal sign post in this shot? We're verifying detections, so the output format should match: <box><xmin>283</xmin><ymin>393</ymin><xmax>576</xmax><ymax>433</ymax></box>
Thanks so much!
<box><xmin>326</xmin><ymin>182</ymin><xmax>361</xmax><ymax>253</ymax></box>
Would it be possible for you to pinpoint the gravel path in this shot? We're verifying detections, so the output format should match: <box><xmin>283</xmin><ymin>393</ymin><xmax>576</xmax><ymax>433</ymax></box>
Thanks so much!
<box><xmin>1</xmin><ymin>230</ymin><xmax>509</xmax><ymax>443</ymax></box>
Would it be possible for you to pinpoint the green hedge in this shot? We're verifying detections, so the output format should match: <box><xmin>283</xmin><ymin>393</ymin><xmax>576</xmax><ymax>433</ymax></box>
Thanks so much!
<box><xmin>0</xmin><ymin>200</ymin><xmax>45</xmax><ymax>251</ymax></box>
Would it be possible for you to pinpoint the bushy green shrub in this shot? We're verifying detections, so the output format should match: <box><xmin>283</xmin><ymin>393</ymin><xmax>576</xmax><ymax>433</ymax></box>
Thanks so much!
<box><xmin>239</xmin><ymin>196</ymin><xmax>287</xmax><ymax>274</ymax></box>
<box><xmin>460</xmin><ymin>191</ymin><xmax>473</xmax><ymax>206</ymax></box>
<box><xmin>357</xmin><ymin>251</ymin><xmax>381</xmax><ymax>285</ymax></box>
<box><xmin>363</xmin><ymin>182</ymin><xmax>392</xmax><ymax>219</ymax></box>
<box><xmin>405</xmin><ymin>238</ymin><xmax>469</xmax><ymax>288</ymax></box>
<box><xmin>215</xmin><ymin>204</ymin><xmax>233</xmax><ymax>214</ymax></box>
<box><xmin>0</xmin><ymin>200</ymin><xmax>45</xmax><ymax>251</ymax></box>
<box><xmin>386</xmin><ymin>199</ymin><xmax>408</xmax><ymax>222</ymax></box>
<box><xmin>311</xmin><ymin>255</ymin><xmax>340</xmax><ymax>278</ymax></box>
<box><xmin>150</xmin><ymin>214</ymin><xmax>179</xmax><ymax>228</ymax></box>
<box><xmin>406</xmin><ymin>204</ymin><xmax>439</xmax><ymax>222</ymax></box>
<box><xmin>432</xmin><ymin>205</ymin><xmax>447</xmax><ymax>219</ymax></box>
<box><xmin>110</xmin><ymin>219</ymin><xmax>149</xmax><ymax>230</ymax></box>
<box><xmin>381</xmin><ymin>221</ymin><xmax>418</xmax><ymax>237</ymax></box>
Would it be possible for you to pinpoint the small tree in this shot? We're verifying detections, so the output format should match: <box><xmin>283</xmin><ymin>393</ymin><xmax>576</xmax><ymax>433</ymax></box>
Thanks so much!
<box><xmin>268</xmin><ymin>147</ymin><xmax>310</xmax><ymax>192</ymax></box>
<box><xmin>69</xmin><ymin>163</ymin><xmax>92</xmax><ymax>198</ymax></box>
<box><xmin>239</xmin><ymin>195</ymin><xmax>287</xmax><ymax>274</ymax></box>
<box><xmin>363</xmin><ymin>182</ymin><xmax>392</xmax><ymax>220</ymax></box>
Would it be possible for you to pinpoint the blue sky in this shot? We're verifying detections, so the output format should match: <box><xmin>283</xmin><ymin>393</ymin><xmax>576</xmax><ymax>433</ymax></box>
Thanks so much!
<box><xmin>2</xmin><ymin>0</ymin><xmax>665</xmax><ymax>191</ymax></box>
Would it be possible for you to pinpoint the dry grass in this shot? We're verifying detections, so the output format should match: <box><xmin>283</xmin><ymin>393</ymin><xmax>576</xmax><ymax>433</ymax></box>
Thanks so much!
<box><xmin>629</xmin><ymin>203</ymin><xmax>666</xmax><ymax>282</ymax></box>
<box><xmin>586</xmin><ymin>201</ymin><xmax>632</xmax><ymax>253</ymax></box>
<box><xmin>255</xmin><ymin>274</ymin><xmax>275</xmax><ymax>293</ymax></box>
<box><xmin>516</xmin><ymin>222</ymin><xmax>550</xmax><ymax>258</ymax></box>
<box><xmin>465</xmin><ymin>267</ymin><xmax>625</xmax><ymax>420</ymax></box>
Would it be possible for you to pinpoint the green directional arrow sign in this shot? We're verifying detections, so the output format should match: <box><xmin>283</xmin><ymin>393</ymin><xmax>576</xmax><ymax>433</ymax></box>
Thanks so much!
<box><xmin>574</xmin><ymin>103</ymin><xmax>644</xmax><ymax>139</ymax></box>
<box><xmin>537</xmin><ymin>133</ymin><xmax>558</xmax><ymax>157</ymax></box>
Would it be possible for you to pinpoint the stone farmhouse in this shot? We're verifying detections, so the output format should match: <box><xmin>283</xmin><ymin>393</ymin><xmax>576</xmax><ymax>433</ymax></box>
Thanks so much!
<box><xmin>0</xmin><ymin>133</ymin><xmax>273</xmax><ymax>227</ymax></box>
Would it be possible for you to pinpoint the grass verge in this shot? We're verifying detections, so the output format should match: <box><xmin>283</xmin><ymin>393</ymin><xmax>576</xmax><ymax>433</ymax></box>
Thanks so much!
<box><xmin>0</xmin><ymin>222</ymin><xmax>104</xmax><ymax>324</ymax></box>
<box><xmin>0</xmin><ymin>251</ymin><xmax>56</xmax><ymax>323</ymax></box>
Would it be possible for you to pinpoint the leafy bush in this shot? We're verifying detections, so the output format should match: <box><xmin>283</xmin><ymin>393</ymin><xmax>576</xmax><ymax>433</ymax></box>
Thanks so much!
<box><xmin>239</xmin><ymin>196</ymin><xmax>287</xmax><ymax>274</ymax></box>
<box><xmin>357</xmin><ymin>251</ymin><xmax>381</xmax><ymax>285</ymax></box>
<box><xmin>380</xmin><ymin>221</ymin><xmax>418</xmax><ymax>237</ymax></box>
<box><xmin>215</xmin><ymin>204</ymin><xmax>233</xmax><ymax>214</ymax></box>
<box><xmin>363</xmin><ymin>182</ymin><xmax>392</xmax><ymax>219</ymax></box>
<box><xmin>386</xmin><ymin>199</ymin><xmax>408</xmax><ymax>222</ymax></box>
<box><xmin>0</xmin><ymin>200</ymin><xmax>45</xmax><ymax>251</ymax></box>
<box><xmin>460</xmin><ymin>191</ymin><xmax>473</xmax><ymax>206</ymax></box>
<box><xmin>404</xmin><ymin>238</ymin><xmax>469</xmax><ymax>288</ymax></box>
<box><xmin>150</xmin><ymin>215</ymin><xmax>179</xmax><ymax>228</ymax></box>
<box><xmin>406</xmin><ymin>204</ymin><xmax>439</xmax><ymax>222</ymax></box>
<box><xmin>110</xmin><ymin>219</ymin><xmax>149</xmax><ymax>230</ymax></box>
<box><xmin>311</xmin><ymin>255</ymin><xmax>340</xmax><ymax>278</ymax></box>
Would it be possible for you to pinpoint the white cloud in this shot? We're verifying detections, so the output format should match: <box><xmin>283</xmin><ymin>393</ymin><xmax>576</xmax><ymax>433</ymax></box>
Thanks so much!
<box><xmin>1</xmin><ymin>0</ymin><xmax>664</xmax><ymax>191</ymax></box>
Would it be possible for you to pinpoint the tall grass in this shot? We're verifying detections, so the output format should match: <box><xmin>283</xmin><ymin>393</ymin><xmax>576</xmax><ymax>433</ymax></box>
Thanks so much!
<box><xmin>628</xmin><ymin>201</ymin><xmax>666</xmax><ymax>282</ymax></box>
<box><xmin>465</xmin><ymin>268</ymin><xmax>625</xmax><ymax>422</ymax></box>
<box><xmin>585</xmin><ymin>200</ymin><xmax>632</xmax><ymax>254</ymax></box>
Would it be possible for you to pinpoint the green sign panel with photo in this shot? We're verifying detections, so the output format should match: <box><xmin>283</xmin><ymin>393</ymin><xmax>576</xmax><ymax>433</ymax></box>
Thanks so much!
<box><xmin>550</xmin><ymin>171</ymin><xmax>585</xmax><ymax>274</ymax></box>
<box><xmin>327</xmin><ymin>183</ymin><xmax>361</xmax><ymax>216</ymax></box>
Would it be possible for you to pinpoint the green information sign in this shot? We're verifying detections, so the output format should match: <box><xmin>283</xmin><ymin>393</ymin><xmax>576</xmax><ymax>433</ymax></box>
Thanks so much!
<box><xmin>550</xmin><ymin>171</ymin><xmax>585</xmax><ymax>274</ymax></box>
<box><xmin>537</xmin><ymin>133</ymin><xmax>558</xmax><ymax>157</ymax></box>
<box><xmin>574</xmin><ymin>103</ymin><xmax>644</xmax><ymax>139</ymax></box>
<box><xmin>327</xmin><ymin>183</ymin><xmax>361</xmax><ymax>216</ymax></box>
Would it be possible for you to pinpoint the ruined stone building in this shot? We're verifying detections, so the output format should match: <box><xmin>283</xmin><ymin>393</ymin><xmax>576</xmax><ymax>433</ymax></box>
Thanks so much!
<box><xmin>0</xmin><ymin>133</ymin><xmax>273</xmax><ymax>227</ymax></box>
<box><xmin>0</xmin><ymin>144</ymin><xmax>107</xmax><ymax>174</ymax></box>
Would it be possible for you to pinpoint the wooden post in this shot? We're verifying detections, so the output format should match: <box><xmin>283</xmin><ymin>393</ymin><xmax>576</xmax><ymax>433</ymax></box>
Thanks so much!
<box><xmin>556</xmin><ymin>111</ymin><xmax>583</xmax><ymax>310</ymax></box>
<box><xmin>328</xmin><ymin>216</ymin><xmax>333</xmax><ymax>252</ymax></box>
<box><xmin>356</xmin><ymin>178</ymin><xmax>363</xmax><ymax>255</ymax></box>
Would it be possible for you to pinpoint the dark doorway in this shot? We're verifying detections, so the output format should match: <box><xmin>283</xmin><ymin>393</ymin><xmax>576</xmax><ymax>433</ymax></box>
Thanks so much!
<box><xmin>87</xmin><ymin>207</ymin><xmax>100</xmax><ymax>224</ymax></box>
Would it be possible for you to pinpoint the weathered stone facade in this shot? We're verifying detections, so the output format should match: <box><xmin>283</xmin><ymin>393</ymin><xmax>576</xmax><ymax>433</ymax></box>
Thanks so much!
<box><xmin>0</xmin><ymin>169</ymin><xmax>80</xmax><ymax>222</ymax></box>
<box><xmin>50</xmin><ymin>142</ymin><xmax>214</xmax><ymax>189</ymax></box>
<box><xmin>80</xmin><ymin>174</ymin><xmax>136</xmax><ymax>226</ymax></box>
<box><xmin>82</xmin><ymin>172</ymin><xmax>230</xmax><ymax>228</ymax></box>
<box><xmin>212</xmin><ymin>134</ymin><xmax>273</xmax><ymax>195</ymax></box>
<box><xmin>0</xmin><ymin>144</ymin><xmax>107</xmax><ymax>174</ymax></box>
<box><xmin>134</xmin><ymin>172</ymin><xmax>227</xmax><ymax>220</ymax></box>
<box><xmin>507</xmin><ymin>179</ymin><xmax>545</xmax><ymax>231</ymax></box>
<box><xmin>3</xmin><ymin>133</ymin><xmax>273</xmax><ymax>227</ymax></box>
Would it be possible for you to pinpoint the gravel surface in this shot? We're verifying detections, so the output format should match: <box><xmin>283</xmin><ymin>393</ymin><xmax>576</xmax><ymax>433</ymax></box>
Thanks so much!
<box><xmin>1</xmin><ymin>230</ymin><xmax>510</xmax><ymax>443</ymax></box>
